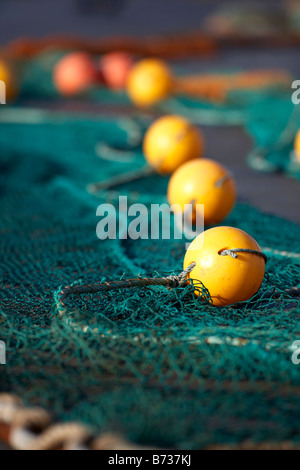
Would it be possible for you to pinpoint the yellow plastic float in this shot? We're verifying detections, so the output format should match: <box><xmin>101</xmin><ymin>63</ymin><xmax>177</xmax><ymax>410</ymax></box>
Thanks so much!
<box><xmin>184</xmin><ymin>226</ymin><xmax>266</xmax><ymax>307</ymax></box>
<box><xmin>143</xmin><ymin>115</ymin><xmax>204</xmax><ymax>174</ymax></box>
<box><xmin>167</xmin><ymin>158</ymin><xmax>236</xmax><ymax>225</ymax></box>
<box><xmin>127</xmin><ymin>58</ymin><xmax>172</xmax><ymax>107</ymax></box>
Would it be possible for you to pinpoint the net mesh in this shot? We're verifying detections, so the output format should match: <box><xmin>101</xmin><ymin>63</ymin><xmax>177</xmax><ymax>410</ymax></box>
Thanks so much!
<box><xmin>0</xmin><ymin>53</ymin><xmax>300</xmax><ymax>448</ymax></box>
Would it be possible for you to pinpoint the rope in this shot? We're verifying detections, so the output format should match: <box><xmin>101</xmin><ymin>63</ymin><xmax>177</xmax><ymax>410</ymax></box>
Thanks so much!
<box><xmin>214</xmin><ymin>172</ymin><xmax>233</xmax><ymax>187</ymax></box>
<box><xmin>87</xmin><ymin>165</ymin><xmax>154</xmax><ymax>193</ymax></box>
<box><xmin>219</xmin><ymin>248</ymin><xmax>268</xmax><ymax>263</ymax></box>
<box><xmin>56</xmin><ymin>262</ymin><xmax>196</xmax><ymax>311</ymax></box>
<box><xmin>0</xmin><ymin>394</ymin><xmax>151</xmax><ymax>450</ymax></box>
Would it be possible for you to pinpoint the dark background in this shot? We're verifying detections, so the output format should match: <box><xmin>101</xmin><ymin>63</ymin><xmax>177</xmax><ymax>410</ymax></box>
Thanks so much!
<box><xmin>0</xmin><ymin>0</ymin><xmax>290</xmax><ymax>42</ymax></box>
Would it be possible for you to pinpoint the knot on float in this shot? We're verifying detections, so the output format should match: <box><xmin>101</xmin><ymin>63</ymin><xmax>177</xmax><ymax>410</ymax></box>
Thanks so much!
<box><xmin>165</xmin><ymin>261</ymin><xmax>197</xmax><ymax>287</ymax></box>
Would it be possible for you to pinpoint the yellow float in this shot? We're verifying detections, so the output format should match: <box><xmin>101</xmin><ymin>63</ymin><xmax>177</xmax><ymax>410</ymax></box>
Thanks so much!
<box><xmin>184</xmin><ymin>226</ymin><xmax>266</xmax><ymax>307</ymax></box>
<box><xmin>167</xmin><ymin>158</ymin><xmax>236</xmax><ymax>225</ymax></box>
<box><xmin>143</xmin><ymin>115</ymin><xmax>204</xmax><ymax>174</ymax></box>
<box><xmin>127</xmin><ymin>58</ymin><xmax>172</xmax><ymax>107</ymax></box>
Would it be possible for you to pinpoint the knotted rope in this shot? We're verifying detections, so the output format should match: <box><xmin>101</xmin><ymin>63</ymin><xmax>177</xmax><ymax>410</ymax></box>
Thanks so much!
<box><xmin>57</xmin><ymin>262</ymin><xmax>196</xmax><ymax>311</ymax></box>
<box><xmin>219</xmin><ymin>248</ymin><xmax>268</xmax><ymax>263</ymax></box>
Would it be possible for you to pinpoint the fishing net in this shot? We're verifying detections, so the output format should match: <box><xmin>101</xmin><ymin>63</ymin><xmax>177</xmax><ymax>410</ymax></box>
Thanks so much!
<box><xmin>0</xmin><ymin>103</ymin><xmax>299</xmax><ymax>449</ymax></box>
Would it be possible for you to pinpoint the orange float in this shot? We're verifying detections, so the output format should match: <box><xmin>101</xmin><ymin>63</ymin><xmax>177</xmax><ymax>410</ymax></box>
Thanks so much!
<box><xmin>100</xmin><ymin>52</ymin><xmax>134</xmax><ymax>90</ymax></box>
<box><xmin>53</xmin><ymin>52</ymin><xmax>97</xmax><ymax>96</ymax></box>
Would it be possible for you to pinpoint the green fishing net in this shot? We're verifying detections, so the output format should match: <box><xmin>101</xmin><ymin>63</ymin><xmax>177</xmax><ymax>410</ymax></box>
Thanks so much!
<box><xmin>0</xmin><ymin>102</ymin><xmax>299</xmax><ymax>449</ymax></box>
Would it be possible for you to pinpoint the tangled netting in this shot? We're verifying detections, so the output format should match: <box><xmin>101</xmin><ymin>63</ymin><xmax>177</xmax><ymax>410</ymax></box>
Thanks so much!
<box><xmin>0</xmin><ymin>105</ymin><xmax>299</xmax><ymax>449</ymax></box>
<box><xmin>16</xmin><ymin>49</ymin><xmax>300</xmax><ymax>180</ymax></box>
